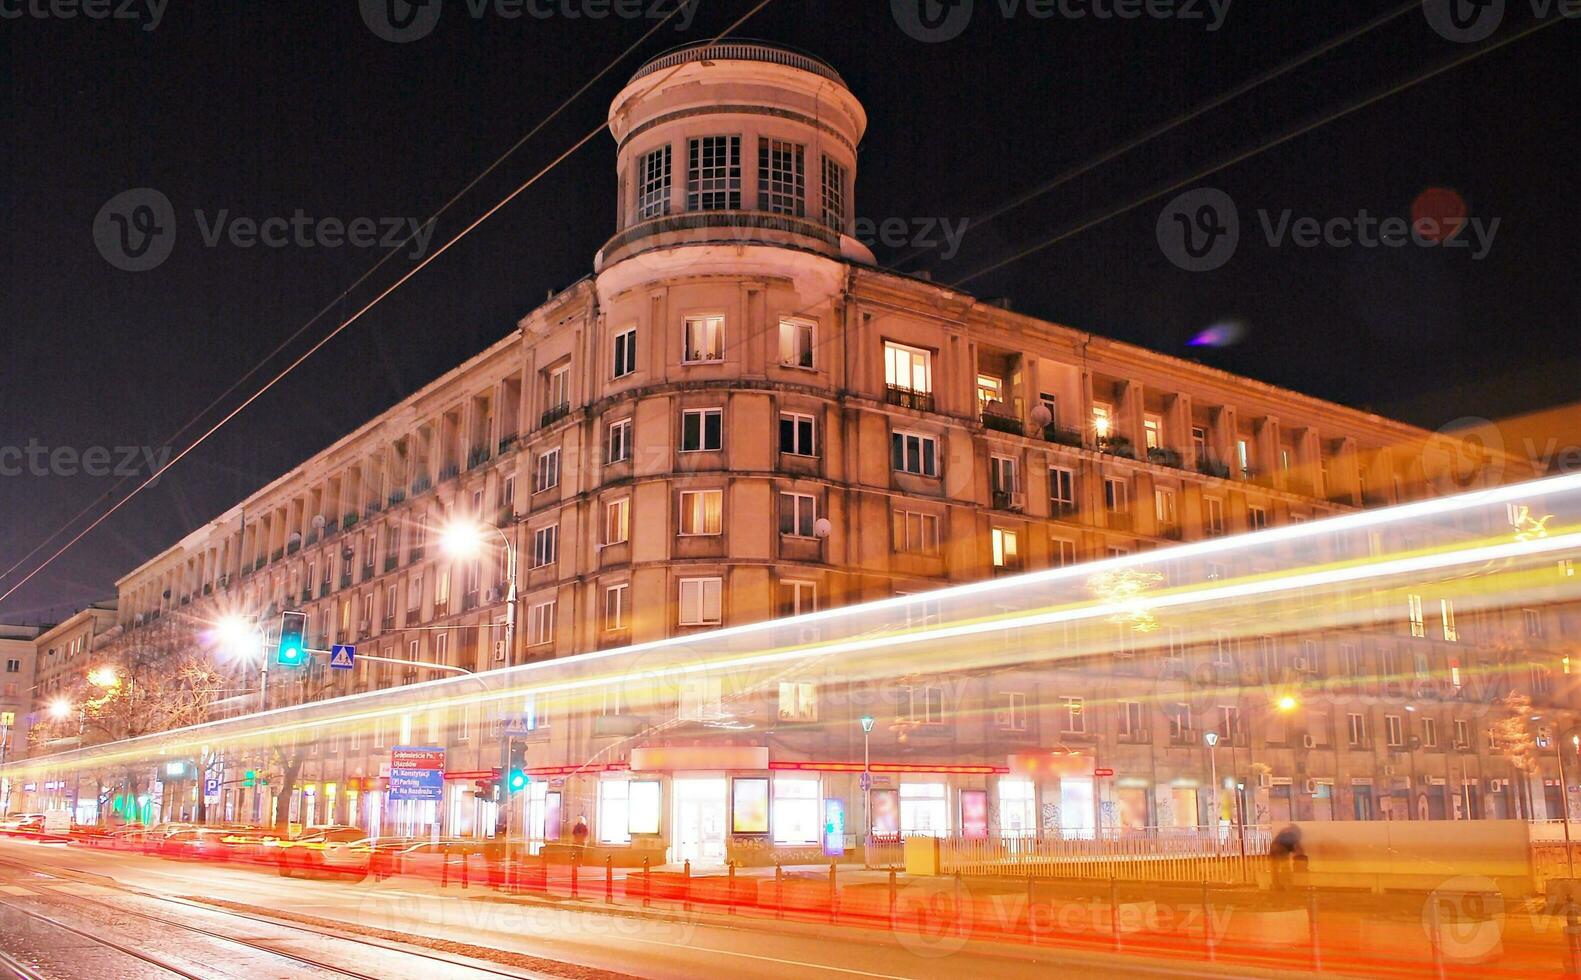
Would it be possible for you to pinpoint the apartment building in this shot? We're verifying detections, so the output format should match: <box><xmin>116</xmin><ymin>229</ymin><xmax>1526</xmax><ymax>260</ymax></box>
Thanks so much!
<box><xmin>79</xmin><ymin>43</ymin><xmax>1560</xmax><ymax>842</ymax></box>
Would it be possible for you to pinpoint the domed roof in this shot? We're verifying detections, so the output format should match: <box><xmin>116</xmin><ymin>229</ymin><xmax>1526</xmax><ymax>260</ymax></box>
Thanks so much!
<box><xmin>628</xmin><ymin>40</ymin><xmax>847</xmax><ymax>88</ymax></box>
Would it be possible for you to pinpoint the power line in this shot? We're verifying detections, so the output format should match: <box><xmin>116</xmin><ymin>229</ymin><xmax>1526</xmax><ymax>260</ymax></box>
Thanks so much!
<box><xmin>0</xmin><ymin>0</ymin><xmax>780</xmax><ymax>610</ymax></box>
<box><xmin>949</xmin><ymin>15</ymin><xmax>1566</xmax><ymax>288</ymax></box>
<box><xmin>0</xmin><ymin>4</ymin><xmax>696</xmax><ymax>598</ymax></box>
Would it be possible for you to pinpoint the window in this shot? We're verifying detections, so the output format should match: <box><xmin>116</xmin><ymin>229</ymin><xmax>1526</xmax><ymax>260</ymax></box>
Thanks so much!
<box><xmin>1217</xmin><ymin>705</ymin><xmax>1240</xmax><ymax>742</ymax></box>
<box><xmin>1121</xmin><ymin>701</ymin><xmax>1145</xmax><ymax>737</ymax></box>
<box><xmin>1236</xmin><ymin>438</ymin><xmax>1251</xmax><ymax>474</ymax></box>
<box><xmin>635</xmin><ymin>145</ymin><xmax>671</xmax><ymax>220</ymax></box>
<box><xmin>757</xmin><ymin>138</ymin><xmax>805</xmax><ymax>215</ymax></box>
<box><xmin>1348</xmin><ymin>712</ymin><xmax>1367</xmax><ymax>746</ymax></box>
<box><xmin>1060</xmin><ymin>696</ymin><xmax>1085</xmax><ymax>733</ymax></box>
<box><xmin>1385</xmin><ymin>714</ymin><xmax>1404</xmax><ymax>747</ymax></box>
<box><xmin>1143</xmin><ymin>415</ymin><xmax>1163</xmax><ymax>450</ymax></box>
<box><xmin>899</xmin><ymin>782</ymin><xmax>948</xmax><ymax>836</ymax></box>
<box><xmin>434</xmin><ymin>568</ymin><xmax>450</xmax><ymax>611</ymax></box>
<box><xmin>1154</xmin><ymin>487</ymin><xmax>1178</xmax><ymax>527</ymax></box>
<box><xmin>995</xmin><ymin>692</ymin><xmax>1027</xmax><ymax>732</ymax></box>
<box><xmin>991</xmin><ymin>527</ymin><xmax>1020</xmax><ymax>569</ymax></box>
<box><xmin>779</xmin><ymin>579</ymin><xmax>816</xmax><ymax>617</ymax></box>
<box><xmin>990</xmin><ymin>455</ymin><xmax>1018</xmax><ymax>495</ymax></box>
<box><xmin>681</xmin><ymin>408</ymin><xmax>723</xmax><ymax>452</ymax></box>
<box><xmin>1441</xmin><ymin>600</ymin><xmax>1458</xmax><ymax>642</ymax></box>
<box><xmin>434</xmin><ymin>631</ymin><xmax>449</xmax><ymax>664</ymax></box>
<box><xmin>1049</xmin><ymin>467</ymin><xmax>1075</xmax><ymax>514</ymax></box>
<box><xmin>612</xmin><ymin>326</ymin><xmax>637</xmax><ymax>378</ymax></box>
<box><xmin>894</xmin><ymin>510</ymin><xmax>941</xmax><ymax>555</ymax></box>
<box><xmin>678</xmin><ymin>577</ymin><xmax>723</xmax><ymax>626</ymax></box>
<box><xmin>976</xmin><ymin>374</ymin><xmax>1003</xmax><ymax>412</ymax></box>
<box><xmin>820</xmin><ymin>156</ymin><xmax>846</xmax><ymax>230</ymax></box>
<box><xmin>1103</xmin><ymin>477</ymin><xmax>1130</xmax><ymax>513</ymax></box>
<box><xmin>779</xmin><ymin>492</ymin><xmax>816</xmax><ymax>537</ymax></box>
<box><xmin>1408</xmin><ymin>594</ymin><xmax>1426</xmax><ymax>638</ymax></box>
<box><xmin>1092</xmin><ymin>403</ymin><xmax>1113</xmax><ymax>439</ymax></box>
<box><xmin>891</xmin><ymin>430</ymin><xmax>940</xmax><ymax>477</ymax></box>
<box><xmin>679</xmin><ymin>489</ymin><xmax>723</xmax><ymax>535</ymax></box>
<box><xmin>1454</xmin><ymin>718</ymin><xmax>1470</xmax><ymax>747</ymax></box>
<box><xmin>905</xmin><ymin>685</ymin><xmax>944</xmax><ymax>725</ymax></box>
<box><xmin>532</xmin><ymin>525</ymin><xmax>558</xmax><ymax>568</ymax></box>
<box><xmin>528</xmin><ymin>601</ymin><xmax>555</xmax><ymax>646</ymax></box>
<box><xmin>1340</xmin><ymin>643</ymin><xmax>1361</xmax><ymax>678</ymax></box>
<box><xmin>1168</xmin><ymin>703</ymin><xmax>1192</xmax><ymax>741</ymax></box>
<box><xmin>4</xmin><ymin>659</ymin><xmax>18</xmax><ymax>673</ymax></box>
<box><xmin>598</xmin><ymin>780</ymin><xmax>632</xmax><ymax>845</ymax></box>
<box><xmin>1422</xmin><ymin>717</ymin><xmax>1438</xmax><ymax>748</ymax></box>
<box><xmin>1051</xmin><ymin>538</ymin><xmax>1076</xmax><ymax>567</ymax></box>
<box><xmin>546</xmin><ymin>364</ymin><xmax>570</xmax><ymax>411</ymax></box>
<box><xmin>534</xmin><ymin>448</ymin><xmax>561</xmax><ymax>493</ymax></box>
<box><xmin>1524</xmin><ymin>608</ymin><xmax>1544</xmax><ymax>639</ymax></box>
<box><xmin>1191</xmin><ymin>426</ymin><xmax>1208</xmax><ymax>459</ymax></box>
<box><xmin>679</xmin><ymin>675</ymin><xmax>723</xmax><ymax>720</ymax></box>
<box><xmin>407</xmin><ymin>574</ymin><xmax>423</xmax><ymax>613</ymax></box>
<box><xmin>687</xmin><ymin>135</ymin><xmax>740</xmax><ymax>211</ymax></box>
<box><xmin>1204</xmin><ymin>498</ymin><xmax>1225</xmax><ymax>536</ymax></box>
<box><xmin>604</xmin><ymin>583</ymin><xmax>629</xmax><ymax>631</ymax></box>
<box><xmin>683</xmin><ymin>314</ymin><xmax>724</xmax><ymax>363</ymax></box>
<box><xmin>778</xmin><ymin>318</ymin><xmax>814</xmax><ymax>369</ymax></box>
<box><xmin>606</xmin><ymin>417</ymin><xmax>632</xmax><ymax>464</ymax></box>
<box><xmin>603</xmin><ymin>497</ymin><xmax>630</xmax><ymax>545</ymax></box>
<box><xmin>779</xmin><ymin>412</ymin><xmax>815</xmax><ymax>456</ymax></box>
<box><xmin>883</xmin><ymin>341</ymin><xmax>932</xmax><ymax>395</ymax></box>
<box><xmin>773</xmin><ymin>777</ymin><xmax>821</xmax><ymax>845</ymax></box>
<box><xmin>778</xmin><ymin>682</ymin><xmax>818</xmax><ymax>722</ymax></box>
<box><xmin>1248</xmin><ymin>505</ymin><xmax>1268</xmax><ymax>531</ymax></box>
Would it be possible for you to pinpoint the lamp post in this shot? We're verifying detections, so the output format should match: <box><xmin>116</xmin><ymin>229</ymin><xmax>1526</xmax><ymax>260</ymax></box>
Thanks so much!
<box><xmin>0</xmin><ymin>711</ymin><xmax>12</xmax><ymax>815</ymax></box>
<box><xmin>1204</xmin><ymin>730</ymin><xmax>1220</xmax><ymax>839</ymax></box>
<box><xmin>860</xmin><ymin>715</ymin><xmax>874</xmax><ymax>860</ymax></box>
<box><xmin>1559</xmin><ymin>732</ymin><xmax>1579</xmax><ymax>880</ymax></box>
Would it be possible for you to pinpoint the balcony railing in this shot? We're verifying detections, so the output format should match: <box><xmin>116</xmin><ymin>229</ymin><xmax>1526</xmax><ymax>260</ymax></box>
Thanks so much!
<box><xmin>388</xmin><ymin>488</ymin><xmax>407</xmax><ymax>507</ymax></box>
<box><xmin>981</xmin><ymin>411</ymin><xmax>1024</xmax><ymax>436</ymax></box>
<box><xmin>498</xmin><ymin>432</ymin><xmax>519</xmax><ymax>455</ymax></box>
<box><xmin>1198</xmin><ymin>457</ymin><xmax>1231</xmax><ymax>479</ymax></box>
<box><xmin>384</xmin><ymin>556</ymin><xmax>398</xmax><ymax>573</ymax></box>
<box><xmin>1146</xmin><ymin>446</ymin><xmax>1184</xmax><ymax>468</ymax></box>
<box><xmin>1097</xmin><ymin>435</ymin><xmax>1135</xmax><ymax>459</ymax></box>
<box><xmin>1042</xmin><ymin>425</ymin><xmax>1085</xmax><ymax>448</ymax></box>
<box><xmin>467</xmin><ymin>445</ymin><xmax>491</xmax><ymax>470</ymax></box>
<box><xmin>438</xmin><ymin>463</ymin><xmax>460</xmax><ymax>483</ymax></box>
<box><xmin>885</xmin><ymin>384</ymin><xmax>935</xmax><ymax>413</ymax></box>
<box><xmin>411</xmin><ymin>475</ymin><xmax>432</xmax><ymax>496</ymax></box>
<box><xmin>1158</xmin><ymin>522</ymin><xmax>1183</xmax><ymax>540</ymax></box>
<box><xmin>540</xmin><ymin>403</ymin><xmax>571</xmax><ymax>429</ymax></box>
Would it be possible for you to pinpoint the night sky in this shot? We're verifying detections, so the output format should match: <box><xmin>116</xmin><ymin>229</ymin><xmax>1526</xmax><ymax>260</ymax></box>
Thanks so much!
<box><xmin>1</xmin><ymin>1</ymin><xmax>1576</xmax><ymax>621</ymax></box>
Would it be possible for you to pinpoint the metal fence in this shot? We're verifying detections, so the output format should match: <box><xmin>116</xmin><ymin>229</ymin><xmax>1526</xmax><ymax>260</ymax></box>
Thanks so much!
<box><xmin>868</xmin><ymin>827</ymin><xmax>1271</xmax><ymax>885</ymax></box>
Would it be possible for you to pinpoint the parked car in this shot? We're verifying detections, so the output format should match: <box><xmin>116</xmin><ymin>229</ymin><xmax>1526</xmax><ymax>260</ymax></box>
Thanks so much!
<box><xmin>157</xmin><ymin>828</ymin><xmax>234</xmax><ymax>862</ymax></box>
<box><xmin>272</xmin><ymin>826</ymin><xmax>370</xmax><ymax>878</ymax></box>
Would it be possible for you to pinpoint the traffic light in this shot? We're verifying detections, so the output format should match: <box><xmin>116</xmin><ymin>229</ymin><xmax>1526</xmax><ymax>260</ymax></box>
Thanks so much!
<box><xmin>242</xmin><ymin>770</ymin><xmax>257</xmax><ymax>788</ymax></box>
<box><xmin>473</xmin><ymin>778</ymin><xmax>498</xmax><ymax>802</ymax></box>
<box><xmin>277</xmin><ymin>611</ymin><xmax>308</xmax><ymax>666</ymax></box>
<box><xmin>506</xmin><ymin>742</ymin><xmax>528</xmax><ymax>794</ymax></box>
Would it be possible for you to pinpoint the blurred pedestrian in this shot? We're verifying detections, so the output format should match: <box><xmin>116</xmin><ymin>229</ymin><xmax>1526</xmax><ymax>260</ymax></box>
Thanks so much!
<box><xmin>1270</xmin><ymin>823</ymin><xmax>1304</xmax><ymax>891</ymax></box>
<box><xmin>572</xmin><ymin>815</ymin><xmax>589</xmax><ymax>847</ymax></box>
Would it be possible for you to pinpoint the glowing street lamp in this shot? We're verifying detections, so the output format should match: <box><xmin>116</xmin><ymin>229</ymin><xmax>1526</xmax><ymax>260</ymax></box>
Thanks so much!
<box><xmin>47</xmin><ymin>698</ymin><xmax>72</xmax><ymax>722</ymax></box>
<box><xmin>1276</xmin><ymin>695</ymin><xmax>1299</xmax><ymax>713</ymax></box>
<box><xmin>860</xmin><ymin>715</ymin><xmax>875</xmax><ymax>858</ymax></box>
<box><xmin>87</xmin><ymin>666</ymin><xmax>120</xmax><ymax>690</ymax></box>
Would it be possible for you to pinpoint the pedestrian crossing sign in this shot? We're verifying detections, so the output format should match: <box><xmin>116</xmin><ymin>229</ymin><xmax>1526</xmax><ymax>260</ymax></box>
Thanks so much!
<box><xmin>329</xmin><ymin>644</ymin><xmax>356</xmax><ymax>670</ymax></box>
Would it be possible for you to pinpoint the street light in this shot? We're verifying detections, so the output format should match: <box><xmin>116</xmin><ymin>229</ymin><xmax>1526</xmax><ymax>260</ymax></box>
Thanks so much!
<box><xmin>860</xmin><ymin>715</ymin><xmax>875</xmax><ymax>861</ymax></box>
<box><xmin>1204</xmin><ymin>730</ymin><xmax>1221</xmax><ymax>838</ymax></box>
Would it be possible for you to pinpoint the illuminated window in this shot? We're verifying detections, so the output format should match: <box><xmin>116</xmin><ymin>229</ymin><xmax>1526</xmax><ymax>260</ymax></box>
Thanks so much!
<box><xmin>1092</xmin><ymin>403</ymin><xmax>1113</xmax><ymax>439</ymax></box>
<box><xmin>991</xmin><ymin>527</ymin><xmax>1020</xmax><ymax>569</ymax></box>
<box><xmin>1191</xmin><ymin>426</ymin><xmax>1208</xmax><ymax>459</ymax></box>
<box><xmin>1407</xmin><ymin>594</ymin><xmax>1426</xmax><ymax>637</ymax></box>
<box><xmin>603</xmin><ymin>498</ymin><xmax>630</xmax><ymax>546</ymax></box>
<box><xmin>1236</xmin><ymin>438</ymin><xmax>1251</xmax><ymax>474</ymax></box>
<box><xmin>687</xmin><ymin>136</ymin><xmax>740</xmax><ymax>211</ymax></box>
<box><xmin>976</xmin><ymin>374</ymin><xmax>1003</xmax><ymax>412</ymax></box>
<box><xmin>773</xmin><ymin>777</ymin><xmax>821</xmax><ymax>845</ymax></box>
<box><xmin>604</xmin><ymin>583</ymin><xmax>629</xmax><ymax>631</ymax></box>
<box><xmin>679</xmin><ymin>490</ymin><xmax>723</xmax><ymax>536</ymax></box>
<box><xmin>1154</xmin><ymin>487</ymin><xmax>1178</xmax><ymax>527</ymax></box>
<box><xmin>778</xmin><ymin>319</ymin><xmax>814</xmax><ymax>369</ymax></box>
<box><xmin>680</xmin><ymin>408</ymin><xmax>722</xmax><ymax>452</ymax></box>
<box><xmin>1143</xmin><ymin>415</ymin><xmax>1163</xmax><ymax>450</ymax></box>
<box><xmin>683</xmin><ymin>315</ymin><xmax>725</xmax><ymax>363</ymax></box>
<box><xmin>883</xmin><ymin>342</ymin><xmax>932</xmax><ymax>395</ymax></box>
<box><xmin>1441</xmin><ymin>600</ymin><xmax>1458</xmax><ymax>642</ymax></box>
<box><xmin>1060</xmin><ymin>696</ymin><xmax>1085</xmax><ymax>733</ymax></box>
<box><xmin>635</xmin><ymin>145</ymin><xmax>671</xmax><ymax>220</ymax></box>
<box><xmin>998</xmin><ymin>779</ymin><xmax>1037</xmax><ymax>839</ymax></box>
<box><xmin>598</xmin><ymin>780</ymin><xmax>632</xmax><ymax>845</ymax></box>
<box><xmin>777</xmin><ymin>682</ymin><xmax>818</xmax><ymax>722</ymax></box>
<box><xmin>820</xmin><ymin>157</ymin><xmax>846</xmax><ymax>231</ymax></box>
<box><xmin>678</xmin><ymin>577</ymin><xmax>722</xmax><ymax>626</ymax></box>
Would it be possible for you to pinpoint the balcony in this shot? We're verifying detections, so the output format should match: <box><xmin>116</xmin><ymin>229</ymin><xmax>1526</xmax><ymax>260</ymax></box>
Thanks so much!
<box><xmin>885</xmin><ymin>384</ymin><xmax>935</xmax><ymax>413</ymax></box>
<box><xmin>300</xmin><ymin>589</ymin><xmax>312</xmax><ymax>604</ymax></box>
<box><xmin>411</xmin><ymin>475</ymin><xmax>432</xmax><ymax>496</ymax></box>
<box><xmin>540</xmin><ymin>403</ymin><xmax>571</xmax><ymax>429</ymax></box>
<box><xmin>498</xmin><ymin>432</ymin><xmax>519</xmax><ymax>455</ymax></box>
<box><xmin>409</xmin><ymin>547</ymin><xmax>424</xmax><ymax>564</ymax></box>
<box><xmin>384</xmin><ymin>556</ymin><xmax>398</xmax><ymax>574</ymax></box>
<box><xmin>981</xmin><ymin>411</ymin><xmax>1024</xmax><ymax>436</ymax></box>
<box><xmin>305</xmin><ymin>529</ymin><xmax>319</xmax><ymax>546</ymax></box>
<box><xmin>1197</xmin><ymin>457</ymin><xmax>1232</xmax><ymax>479</ymax></box>
<box><xmin>364</xmin><ymin>501</ymin><xmax>382</xmax><ymax>518</ymax></box>
<box><xmin>1158</xmin><ymin>522</ymin><xmax>1183</xmax><ymax>541</ymax></box>
<box><xmin>438</xmin><ymin>463</ymin><xmax>460</xmax><ymax>483</ymax></box>
<box><xmin>1146</xmin><ymin>446</ymin><xmax>1184</xmax><ymax>468</ymax></box>
<box><xmin>467</xmin><ymin>445</ymin><xmax>492</xmax><ymax>470</ymax></box>
<box><xmin>1106</xmin><ymin>510</ymin><xmax>1133</xmax><ymax>531</ymax></box>
<box><xmin>496</xmin><ymin>506</ymin><xmax>515</xmax><ymax>528</ymax></box>
<box><xmin>342</xmin><ymin>512</ymin><xmax>359</xmax><ymax>530</ymax></box>
<box><xmin>1051</xmin><ymin>501</ymin><xmax>1079</xmax><ymax>519</ymax></box>
<box><xmin>319</xmin><ymin>582</ymin><xmax>330</xmax><ymax>599</ymax></box>
<box><xmin>339</xmin><ymin>573</ymin><xmax>353</xmax><ymax>590</ymax></box>
<box><xmin>271</xmin><ymin>548</ymin><xmax>284</xmax><ymax>563</ymax></box>
<box><xmin>387</xmin><ymin>488</ymin><xmax>407</xmax><ymax>507</ymax></box>
<box><xmin>433</xmin><ymin>599</ymin><xmax>449</xmax><ymax>618</ymax></box>
<box><xmin>381</xmin><ymin>615</ymin><xmax>395</xmax><ymax>632</ymax></box>
<box><xmin>462</xmin><ymin>590</ymin><xmax>480</xmax><ymax>612</ymax></box>
<box><xmin>1097</xmin><ymin>435</ymin><xmax>1135</xmax><ymax>459</ymax></box>
<box><xmin>1042</xmin><ymin>425</ymin><xmax>1085</xmax><ymax>448</ymax></box>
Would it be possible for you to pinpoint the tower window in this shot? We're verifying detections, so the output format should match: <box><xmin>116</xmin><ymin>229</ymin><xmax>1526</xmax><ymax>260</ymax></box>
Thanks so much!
<box><xmin>821</xmin><ymin>157</ymin><xmax>846</xmax><ymax>231</ymax></box>
<box><xmin>758</xmin><ymin>138</ymin><xmax>806</xmax><ymax>216</ymax></box>
<box><xmin>688</xmin><ymin>136</ymin><xmax>741</xmax><ymax>211</ymax></box>
<box><xmin>636</xmin><ymin>145</ymin><xmax>671</xmax><ymax>220</ymax></box>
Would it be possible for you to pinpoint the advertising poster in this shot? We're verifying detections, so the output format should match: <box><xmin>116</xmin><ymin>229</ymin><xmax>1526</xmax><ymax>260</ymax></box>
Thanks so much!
<box><xmin>960</xmin><ymin>789</ymin><xmax>989</xmax><ymax>839</ymax></box>
<box><xmin>870</xmin><ymin>788</ymin><xmax>900</xmax><ymax>837</ymax></box>
<box><xmin>732</xmin><ymin>777</ymin><xmax>770</xmax><ymax>834</ymax></box>
<box><xmin>628</xmin><ymin>780</ymin><xmax>662</xmax><ymax>835</ymax></box>
<box><xmin>822</xmin><ymin>798</ymin><xmax>845</xmax><ymax>857</ymax></box>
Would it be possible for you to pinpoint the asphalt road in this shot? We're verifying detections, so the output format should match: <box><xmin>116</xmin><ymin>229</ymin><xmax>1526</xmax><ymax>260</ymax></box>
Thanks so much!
<box><xmin>0</xmin><ymin>839</ymin><xmax>1276</xmax><ymax>980</ymax></box>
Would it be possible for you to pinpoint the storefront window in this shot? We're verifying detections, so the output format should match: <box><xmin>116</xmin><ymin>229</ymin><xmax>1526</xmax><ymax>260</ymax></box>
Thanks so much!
<box><xmin>899</xmin><ymin>782</ymin><xmax>948</xmax><ymax>836</ymax></box>
<box><xmin>599</xmin><ymin>780</ymin><xmax>630</xmax><ymax>844</ymax></box>
<box><xmin>772</xmin><ymin>778</ymin><xmax>820</xmax><ymax>845</ymax></box>
<box><xmin>629</xmin><ymin>780</ymin><xmax>663</xmax><ymax>836</ymax></box>
<box><xmin>998</xmin><ymin>779</ymin><xmax>1036</xmax><ymax>838</ymax></box>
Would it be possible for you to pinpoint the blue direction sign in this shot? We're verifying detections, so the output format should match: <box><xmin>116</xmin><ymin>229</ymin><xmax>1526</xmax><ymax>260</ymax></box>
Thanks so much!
<box><xmin>329</xmin><ymin>644</ymin><xmax>356</xmax><ymax>670</ymax></box>
<box><xmin>388</xmin><ymin>746</ymin><xmax>445</xmax><ymax>802</ymax></box>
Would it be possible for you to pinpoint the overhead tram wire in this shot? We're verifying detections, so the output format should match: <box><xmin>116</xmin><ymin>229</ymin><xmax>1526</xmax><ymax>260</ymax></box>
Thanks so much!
<box><xmin>947</xmin><ymin>14</ymin><xmax>1568</xmax><ymax>288</ymax></box>
<box><xmin>888</xmin><ymin>0</ymin><xmax>1423</xmax><ymax>271</ymax></box>
<box><xmin>0</xmin><ymin>2</ymin><xmax>693</xmax><ymax>599</ymax></box>
<box><xmin>0</xmin><ymin>0</ymin><xmax>780</xmax><ymax>610</ymax></box>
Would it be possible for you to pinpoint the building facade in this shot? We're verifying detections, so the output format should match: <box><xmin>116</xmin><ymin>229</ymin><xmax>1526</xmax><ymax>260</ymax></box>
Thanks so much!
<box><xmin>47</xmin><ymin>44</ymin><xmax>1568</xmax><ymax>849</ymax></box>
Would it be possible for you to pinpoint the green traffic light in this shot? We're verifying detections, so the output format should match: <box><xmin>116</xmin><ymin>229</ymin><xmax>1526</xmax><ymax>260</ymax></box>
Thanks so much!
<box><xmin>508</xmin><ymin>769</ymin><xmax>527</xmax><ymax>792</ymax></box>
